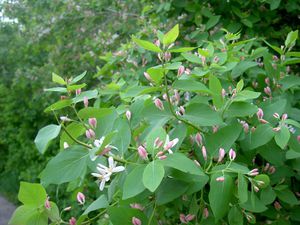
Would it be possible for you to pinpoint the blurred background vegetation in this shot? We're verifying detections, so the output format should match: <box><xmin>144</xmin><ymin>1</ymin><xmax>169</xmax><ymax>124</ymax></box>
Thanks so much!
<box><xmin>0</xmin><ymin>0</ymin><xmax>299</xmax><ymax>203</ymax></box>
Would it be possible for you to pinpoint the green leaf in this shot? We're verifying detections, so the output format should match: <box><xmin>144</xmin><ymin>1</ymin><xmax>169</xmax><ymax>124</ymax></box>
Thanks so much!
<box><xmin>143</xmin><ymin>160</ymin><xmax>165</xmax><ymax>192</ymax></box>
<box><xmin>40</xmin><ymin>145</ymin><xmax>89</xmax><ymax>185</ymax></box>
<box><xmin>254</xmin><ymin>174</ymin><xmax>270</xmax><ymax>189</ymax></box>
<box><xmin>70</xmin><ymin>71</ymin><xmax>87</xmax><ymax>84</ymax></box>
<box><xmin>240</xmin><ymin>192</ymin><xmax>268</xmax><ymax>213</ymax></box>
<box><xmin>146</xmin><ymin>67</ymin><xmax>165</xmax><ymax>84</ymax></box>
<box><xmin>228</xmin><ymin>206</ymin><xmax>243</xmax><ymax>225</ymax></box>
<box><xmin>72</xmin><ymin>90</ymin><xmax>98</xmax><ymax>104</ymax></box>
<box><xmin>286</xmin><ymin>149</ymin><xmax>300</xmax><ymax>159</ymax></box>
<box><xmin>83</xmin><ymin>195</ymin><xmax>109</xmax><ymax>215</ymax></box>
<box><xmin>183</xmin><ymin>103</ymin><xmax>223</xmax><ymax>127</ymax></box>
<box><xmin>260</xmin><ymin>186</ymin><xmax>276</xmax><ymax>205</ymax></box>
<box><xmin>52</xmin><ymin>73</ymin><xmax>66</xmax><ymax>85</ymax></box>
<box><xmin>231</xmin><ymin>61</ymin><xmax>257</xmax><ymax>78</ymax></box>
<box><xmin>285</xmin><ymin>30</ymin><xmax>298</xmax><ymax>49</ymax></box>
<box><xmin>8</xmin><ymin>205</ymin><xmax>37</xmax><ymax>225</ymax></box>
<box><xmin>18</xmin><ymin>182</ymin><xmax>47</xmax><ymax>206</ymax></box>
<box><xmin>250</xmin><ymin>124</ymin><xmax>275</xmax><ymax>149</ymax></box>
<box><xmin>123</xmin><ymin>165</ymin><xmax>146</xmax><ymax>199</ymax></box>
<box><xmin>206</xmin><ymin>121</ymin><xmax>242</xmax><ymax>156</ymax></box>
<box><xmin>47</xmin><ymin>202</ymin><xmax>60</xmax><ymax>222</ymax></box>
<box><xmin>156</xmin><ymin>178</ymin><xmax>189</xmax><ymax>205</ymax></box>
<box><xmin>169</xmin><ymin>47</ymin><xmax>196</xmax><ymax>53</ymax></box>
<box><xmin>77</xmin><ymin>107</ymin><xmax>113</xmax><ymax>119</ymax></box>
<box><xmin>132</xmin><ymin>37</ymin><xmax>162</xmax><ymax>53</ymax></box>
<box><xmin>163</xmin><ymin>24</ymin><xmax>179</xmax><ymax>45</ymax></box>
<box><xmin>34</xmin><ymin>124</ymin><xmax>61</xmax><ymax>154</ymax></box>
<box><xmin>233</xmin><ymin>90</ymin><xmax>261</xmax><ymax>102</ymax></box>
<box><xmin>225</xmin><ymin>102</ymin><xmax>258</xmax><ymax>118</ymax></box>
<box><xmin>181</xmin><ymin>52</ymin><xmax>201</xmax><ymax>64</ymax></box>
<box><xmin>238</xmin><ymin>173</ymin><xmax>248</xmax><ymax>204</ymax></box>
<box><xmin>108</xmin><ymin>207</ymin><xmax>148</xmax><ymax>225</ymax></box>
<box><xmin>44</xmin><ymin>99</ymin><xmax>72</xmax><ymax>112</ymax></box>
<box><xmin>26</xmin><ymin>211</ymin><xmax>48</xmax><ymax>225</ymax></box>
<box><xmin>60</xmin><ymin>123</ymin><xmax>85</xmax><ymax>148</ymax></box>
<box><xmin>274</xmin><ymin>126</ymin><xmax>290</xmax><ymax>149</ymax></box>
<box><xmin>209</xmin><ymin>173</ymin><xmax>234</xmax><ymax>220</ymax></box>
<box><xmin>275</xmin><ymin>189</ymin><xmax>299</xmax><ymax>205</ymax></box>
<box><xmin>173</xmin><ymin>79</ymin><xmax>211</xmax><ymax>94</ymax></box>
<box><xmin>111</xmin><ymin>118</ymin><xmax>131</xmax><ymax>155</ymax></box>
<box><xmin>161</xmin><ymin>153</ymin><xmax>206</xmax><ymax>176</ymax></box>
<box><xmin>209</xmin><ymin>74</ymin><xmax>223</xmax><ymax>109</ymax></box>
<box><xmin>206</xmin><ymin>15</ymin><xmax>220</xmax><ymax>30</ymax></box>
<box><xmin>270</xmin><ymin>0</ymin><xmax>281</xmax><ymax>10</ymax></box>
<box><xmin>236</xmin><ymin>79</ymin><xmax>244</xmax><ymax>92</ymax></box>
<box><xmin>44</xmin><ymin>87</ymin><xmax>68</xmax><ymax>93</ymax></box>
<box><xmin>67</xmin><ymin>83</ymin><xmax>86</xmax><ymax>91</ymax></box>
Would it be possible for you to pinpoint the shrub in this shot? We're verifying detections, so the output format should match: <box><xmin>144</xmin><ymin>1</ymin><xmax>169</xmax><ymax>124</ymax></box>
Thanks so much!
<box><xmin>9</xmin><ymin>25</ymin><xmax>300</xmax><ymax>225</ymax></box>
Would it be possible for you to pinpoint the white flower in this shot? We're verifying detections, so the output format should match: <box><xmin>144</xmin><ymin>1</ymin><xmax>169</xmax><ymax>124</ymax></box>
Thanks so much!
<box><xmin>91</xmin><ymin>157</ymin><xmax>125</xmax><ymax>191</ymax></box>
<box><xmin>90</xmin><ymin>137</ymin><xmax>118</xmax><ymax>161</ymax></box>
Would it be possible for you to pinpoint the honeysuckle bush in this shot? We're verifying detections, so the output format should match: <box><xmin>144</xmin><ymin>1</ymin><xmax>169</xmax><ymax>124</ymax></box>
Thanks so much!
<box><xmin>9</xmin><ymin>25</ymin><xmax>300</xmax><ymax>225</ymax></box>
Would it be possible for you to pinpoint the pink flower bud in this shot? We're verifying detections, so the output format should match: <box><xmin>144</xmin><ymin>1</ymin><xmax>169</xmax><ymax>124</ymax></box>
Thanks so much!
<box><xmin>273</xmin><ymin>55</ymin><xmax>279</xmax><ymax>62</ymax></box>
<box><xmin>297</xmin><ymin>135</ymin><xmax>300</xmax><ymax>143</ymax></box>
<box><xmin>229</xmin><ymin>148</ymin><xmax>236</xmax><ymax>161</ymax></box>
<box><xmin>158</xmin><ymin>155</ymin><xmax>167</xmax><ymax>160</ymax></box>
<box><xmin>185</xmin><ymin>214</ymin><xmax>195</xmax><ymax>222</ymax></box>
<box><xmin>126</xmin><ymin>110</ymin><xmax>131</xmax><ymax>121</ymax></box>
<box><xmin>64</xmin><ymin>142</ymin><xmax>69</xmax><ymax>149</ymax></box>
<box><xmin>75</xmin><ymin>89</ymin><xmax>81</xmax><ymax>96</ymax></box>
<box><xmin>265</xmin><ymin>78</ymin><xmax>270</xmax><ymax>86</ymax></box>
<box><xmin>156</xmin><ymin>151</ymin><xmax>164</xmax><ymax>157</ymax></box>
<box><xmin>76</xmin><ymin>192</ymin><xmax>85</xmax><ymax>205</ymax></box>
<box><xmin>203</xmin><ymin>208</ymin><xmax>209</xmax><ymax>219</ymax></box>
<box><xmin>264</xmin><ymin>86</ymin><xmax>272</xmax><ymax>96</ymax></box>
<box><xmin>180</xmin><ymin>214</ymin><xmax>187</xmax><ymax>224</ymax></box>
<box><xmin>273</xmin><ymin>113</ymin><xmax>280</xmax><ymax>119</ymax></box>
<box><xmin>218</xmin><ymin>148</ymin><xmax>225</xmax><ymax>162</ymax></box>
<box><xmin>45</xmin><ymin>197</ymin><xmax>51</xmax><ymax>209</ymax></box>
<box><xmin>212</xmin><ymin>126</ymin><xmax>219</xmax><ymax>133</ymax></box>
<box><xmin>268</xmin><ymin>166</ymin><xmax>276</xmax><ymax>174</ymax></box>
<box><xmin>132</xmin><ymin>217</ymin><xmax>141</xmax><ymax>225</ymax></box>
<box><xmin>154</xmin><ymin>39</ymin><xmax>160</xmax><ymax>47</ymax></box>
<box><xmin>216</xmin><ymin>176</ymin><xmax>225</xmax><ymax>182</ymax></box>
<box><xmin>85</xmin><ymin>129</ymin><xmax>95</xmax><ymax>139</ymax></box>
<box><xmin>221</xmin><ymin>89</ymin><xmax>226</xmax><ymax>98</ymax></box>
<box><xmin>253</xmin><ymin>185</ymin><xmax>259</xmax><ymax>192</ymax></box>
<box><xmin>195</xmin><ymin>133</ymin><xmax>203</xmax><ymax>146</ymax></box>
<box><xmin>61</xmin><ymin>95</ymin><xmax>67</xmax><ymax>100</ymax></box>
<box><xmin>202</xmin><ymin>146</ymin><xmax>207</xmax><ymax>161</ymax></box>
<box><xmin>174</xmin><ymin>89</ymin><xmax>180</xmax><ymax>103</ymax></box>
<box><xmin>69</xmin><ymin>217</ymin><xmax>76</xmax><ymax>225</ymax></box>
<box><xmin>179</xmin><ymin>106</ymin><xmax>185</xmax><ymax>115</ymax></box>
<box><xmin>130</xmin><ymin>203</ymin><xmax>144</xmax><ymax>211</ymax></box>
<box><xmin>201</xmin><ymin>56</ymin><xmax>206</xmax><ymax>65</ymax></box>
<box><xmin>143</xmin><ymin>72</ymin><xmax>152</xmax><ymax>82</ymax></box>
<box><xmin>252</xmin><ymin>81</ymin><xmax>258</xmax><ymax>89</ymax></box>
<box><xmin>185</xmin><ymin>68</ymin><xmax>191</xmax><ymax>75</ymax></box>
<box><xmin>273</xmin><ymin>127</ymin><xmax>281</xmax><ymax>132</ymax></box>
<box><xmin>164</xmin><ymin>138</ymin><xmax>179</xmax><ymax>151</ymax></box>
<box><xmin>248</xmin><ymin>168</ymin><xmax>259</xmax><ymax>176</ymax></box>
<box><xmin>83</xmin><ymin>96</ymin><xmax>89</xmax><ymax>108</ymax></box>
<box><xmin>281</xmin><ymin>113</ymin><xmax>288</xmax><ymax>120</ymax></box>
<box><xmin>242</xmin><ymin>122</ymin><xmax>249</xmax><ymax>133</ymax></box>
<box><xmin>263</xmin><ymin>163</ymin><xmax>270</xmax><ymax>172</ymax></box>
<box><xmin>259</xmin><ymin>119</ymin><xmax>268</xmax><ymax>124</ymax></box>
<box><xmin>137</xmin><ymin>146</ymin><xmax>148</xmax><ymax>160</ymax></box>
<box><xmin>88</xmin><ymin>118</ymin><xmax>97</xmax><ymax>128</ymax></box>
<box><xmin>274</xmin><ymin>201</ymin><xmax>282</xmax><ymax>210</ymax></box>
<box><xmin>164</xmin><ymin>52</ymin><xmax>171</xmax><ymax>61</ymax></box>
<box><xmin>154</xmin><ymin>98</ymin><xmax>164</xmax><ymax>110</ymax></box>
<box><xmin>177</xmin><ymin>65</ymin><xmax>185</xmax><ymax>77</ymax></box>
<box><xmin>257</xmin><ymin>108</ymin><xmax>264</xmax><ymax>120</ymax></box>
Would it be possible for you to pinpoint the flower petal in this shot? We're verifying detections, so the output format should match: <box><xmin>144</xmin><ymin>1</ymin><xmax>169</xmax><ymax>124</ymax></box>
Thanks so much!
<box><xmin>108</xmin><ymin>157</ymin><xmax>114</xmax><ymax>169</ymax></box>
<box><xmin>99</xmin><ymin>179</ymin><xmax>106</xmax><ymax>191</ymax></box>
<box><xmin>112</xmin><ymin>166</ymin><xmax>125</xmax><ymax>173</ymax></box>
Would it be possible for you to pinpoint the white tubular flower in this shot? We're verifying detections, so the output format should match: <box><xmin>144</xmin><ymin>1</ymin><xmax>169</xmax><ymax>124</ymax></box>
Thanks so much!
<box><xmin>91</xmin><ymin>169</ymin><xmax>111</xmax><ymax>191</ymax></box>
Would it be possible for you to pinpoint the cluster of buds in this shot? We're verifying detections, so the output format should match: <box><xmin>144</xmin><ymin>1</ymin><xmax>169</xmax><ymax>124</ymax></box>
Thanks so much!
<box><xmin>154</xmin><ymin>136</ymin><xmax>179</xmax><ymax>160</ymax></box>
<box><xmin>179</xmin><ymin>214</ymin><xmax>195</xmax><ymax>224</ymax></box>
<box><xmin>257</xmin><ymin>108</ymin><xmax>268</xmax><ymax>124</ymax></box>
<box><xmin>263</xmin><ymin>163</ymin><xmax>276</xmax><ymax>174</ymax></box>
<box><xmin>86</xmin><ymin>128</ymin><xmax>96</xmax><ymax>139</ymax></box>
<box><xmin>88</xmin><ymin>117</ymin><xmax>97</xmax><ymax>128</ymax></box>
<box><xmin>264</xmin><ymin>86</ymin><xmax>272</xmax><ymax>97</ymax></box>
<box><xmin>248</xmin><ymin>168</ymin><xmax>259</xmax><ymax>176</ymax></box>
<box><xmin>175</xmin><ymin>106</ymin><xmax>185</xmax><ymax>116</ymax></box>
<box><xmin>69</xmin><ymin>217</ymin><xmax>76</xmax><ymax>225</ymax></box>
